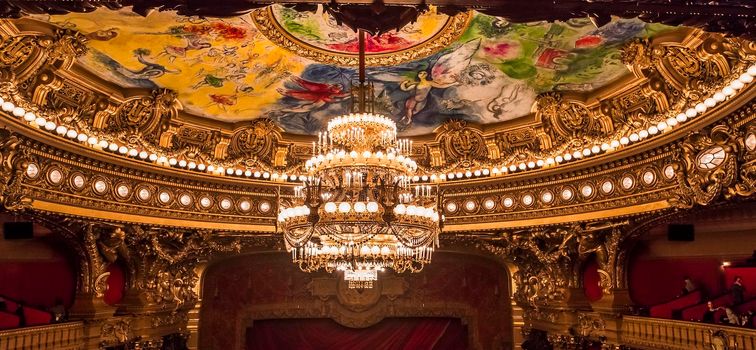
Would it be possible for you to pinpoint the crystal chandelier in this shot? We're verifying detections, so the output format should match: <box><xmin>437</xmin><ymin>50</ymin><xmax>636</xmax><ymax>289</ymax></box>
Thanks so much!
<box><xmin>278</xmin><ymin>30</ymin><xmax>442</xmax><ymax>288</ymax></box>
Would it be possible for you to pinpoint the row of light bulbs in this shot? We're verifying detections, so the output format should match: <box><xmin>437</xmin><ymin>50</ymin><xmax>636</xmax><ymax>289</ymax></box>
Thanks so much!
<box><xmin>410</xmin><ymin>65</ymin><xmax>756</xmax><ymax>183</ymax></box>
<box><xmin>3</xmin><ymin>64</ymin><xmax>754</xmax><ymax>185</ymax></box>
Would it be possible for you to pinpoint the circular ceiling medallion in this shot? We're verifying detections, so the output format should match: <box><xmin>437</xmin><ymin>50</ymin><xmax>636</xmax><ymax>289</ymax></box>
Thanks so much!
<box><xmin>220</xmin><ymin>198</ymin><xmax>233</xmax><ymax>211</ymax></box>
<box><xmin>541</xmin><ymin>191</ymin><xmax>554</xmax><ymax>204</ymax></box>
<box><xmin>483</xmin><ymin>198</ymin><xmax>496</xmax><ymax>210</ymax></box>
<box><xmin>445</xmin><ymin>201</ymin><xmax>458</xmax><ymax>213</ymax></box>
<box><xmin>663</xmin><ymin>165</ymin><xmax>675</xmax><ymax>179</ymax></box>
<box><xmin>47</xmin><ymin>168</ymin><xmax>63</xmax><ymax>184</ymax></box>
<box><xmin>601</xmin><ymin>180</ymin><xmax>614</xmax><ymax>194</ymax></box>
<box><xmin>93</xmin><ymin>179</ymin><xmax>108</xmax><ymax>194</ymax></box>
<box><xmin>642</xmin><ymin>170</ymin><xmax>656</xmax><ymax>185</ymax></box>
<box><xmin>621</xmin><ymin>175</ymin><xmax>635</xmax><ymax>190</ymax></box>
<box><xmin>71</xmin><ymin>174</ymin><xmax>86</xmax><ymax>190</ymax></box>
<box><xmin>464</xmin><ymin>200</ymin><xmax>477</xmax><ymax>212</ymax></box>
<box><xmin>200</xmin><ymin>196</ymin><xmax>213</xmax><ymax>209</ymax></box>
<box><xmin>179</xmin><ymin>193</ymin><xmax>193</xmax><ymax>206</ymax></box>
<box><xmin>503</xmin><ymin>197</ymin><xmax>514</xmax><ymax>208</ymax></box>
<box><xmin>137</xmin><ymin>187</ymin><xmax>151</xmax><ymax>201</ymax></box>
<box><xmin>522</xmin><ymin>194</ymin><xmax>534</xmax><ymax>206</ymax></box>
<box><xmin>116</xmin><ymin>184</ymin><xmax>130</xmax><ymax>198</ymax></box>
<box><xmin>25</xmin><ymin>163</ymin><xmax>39</xmax><ymax>179</ymax></box>
<box><xmin>561</xmin><ymin>188</ymin><xmax>574</xmax><ymax>201</ymax></box>
<box><xmin>158</xmin><ymin>191</ymin><xmax>172</xmax><ymax>204</ymax></box>
<box><xmin>259</xmin><ymin>201</ymin><xmax>272</xmax><ymax>213</ymax></box>
<box><xmin>252</xmin><ymin>5</ymin><xmax>471</xmax><ymax>66</ymax></box>
<box><xmin>580</xmin><ymin>184</ymin><xmax>594</xmax><ymax>198</ymax></box>
<box><xmin>239</xmin><ymin>200</ymin><xmax>252</xmax><ymax>212</ymax></box>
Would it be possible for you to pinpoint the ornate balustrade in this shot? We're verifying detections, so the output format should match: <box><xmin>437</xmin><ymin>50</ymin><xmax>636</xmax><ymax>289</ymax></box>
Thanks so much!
<box><xmin>621</xmin><ymin>315</ymin><xmax>756</xmax><ymax>350</ymax></box>
<box><xmin>0</xmin><ymin>322</ymin><xmax>84</xmax><ymax>350</ymax></box>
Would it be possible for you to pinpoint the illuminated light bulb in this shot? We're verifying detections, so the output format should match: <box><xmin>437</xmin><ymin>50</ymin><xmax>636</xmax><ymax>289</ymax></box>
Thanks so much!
<box><xmin>492</xmin><ymin>167</ymin><xmax>501</xmax><ymax>174</ymax></box>
<box><xmin>138</xmin><ymin>151</ymin><xmax>148</xmax><ymax>159</ymax></box>
<box><xmin>600</xmin><ymin>143</ymin><xmax>610</xmax><ymax>151</ymax></box>
<box><xmin>349</xmin><ymin>151</ymin><xmax>358</xmax><ymax>158</ymax></box>
<box><xmin>108</xmin><ymin>143</ymin><xmax>119</xmax><ymax>152</ymax></box>
<box><xmin>685</xmin><ymin>108</ymin><xmax>697</xmax><ymax>118</ymax></box>
<box><xmin>629</xmin><ymin>133</ymin><xmax>639</xmax><ymax>142</ymax></box>
<box><xmin>197</xmin><ymin>164</ymin><xmax>206</xmax><ymax>171</ymax></box>
<box><xmin>128</xmin><ymin>149</ymin><xmax>139</xmax><ymax>157</ymax></box>
<box><xmin>23</xmin><ymin>112</ymin><xmax>36</xmax><ymax>122</ymax></box>
<box><xmin>648</xmin><ymin>126</ymin><xmax>659</xmax><ymax>135</ymax></box>
<box><xmin>638</xmin><ymin>130</ymin><xmax>649</xmax><ymax>139</ymax></box>
<box><xmin>55</xmin><ymin>125</ymin><xmax>68</xmax><ymax>135</ymax></box>
<box><xmin>12</xmin><ymin>107</ymin><xmax>25</xmax><ymax>117</ymax></box>
<box><xmin>456</xmin><ymin>172</ymin><xmax>463</xmax><ymax>178</ymax></box>
<box><xmin>666</xmin><ymin>117</ymin><xmax>677</xmax><ymax>127</ymax></box>
<box><xmin>118</xmin><ymin>146</ymin><xmax>128</xmax><ymax>154</ymax></box>
<box><xmin>748</xmin><ymin>65</ymin><xmax>756</xmax><ymax>77</ymax></box>
<box><xmin>34</xmin><ymin>117</ymin><xmax>46</xmax><ymax>127</ymax></box>
<box><xmin>412</xmin><ymin>176</ymin><xmax>420</xmax><ymax>182</ymax></box>
<box><xmin>704</xmin><ymin>98</ymin><xmax>717</xmax><ymax>108</ymax></box>
<box><xmin>730</xmin><ymin>80</ymin><xmax>745</xmax><ymax>90</ymax></box>
<box><xmin>439</xmin><ymin>174</ymin><xmax>447</xmax><ymax>180</ymax></box>
<box><xmin>620</xmin><ymin>137</ymin><xmax>629</xmax><ymax>145</ymax></box>
<box><xmin>430</xmin><ymin>174</ymin><xmax>438</xmax><ymax>181</ymax></box>
<box><xmin>243</xmin><ymin>169</ymin><xmax>251</xmax><ymax>177</ymax></box>
<box><xmin>573</xmin><ymin>151</ymin><xmax>583</xmax><ymax>159</ymax></box>
<box><xmin>87</xmin><ymin>136</ymin><xmax>99</xmax><ymax>145</ymax></box>
<box><xmin>657</xmin><ymin>121</ymin><xmax>668</xmax><ymax>131</ymax></box>
<box><xmin>582</xmin><ymin>148</ymin><xmax>592</xmax><ymax>156</ymax></box>
<box><xmin>739</xmin><ymin>73</ymin><xmax>753</xmax><ymax>84</ymax></box>
<box><xmin>482</xmin><ymin>168</ymin><xmax>491</xmax><ymax>175</ymax></box>
<box><xmin>406</xmin><ymin>205</ymin><xmax>417</xmax><ymax>216</ymax></box>
<box><xmin>354</xmin><ymin>202</ymin><xmax>366</xmax><ymax>213</ymax></box>
<box><xmin>676</xmin><ymin>113</ymin><xmax>688</xmax><ymax>123</ymax></box>
<box><xmin>168</xmin><ymin>158</ymin><xmax>178</xmax><ymax>166</ymax></box>
<box><xmin>324</xmin><ymin>202</ymin><xmax>337</xmax><ymax>213</ymax></box>
<box><xmin>610</xmin><ymin>140</ymin><xmax>620</xmax><ymax>148</ymax></box>
<box><xmin>76</xmin><ymin>133</ymin><xmax>88</xmax><ymax>142</ymax></box>
<box><xmin>148</xmin><ymin>154</ymin><xmax>158</xmax><ymax>162</ymax></box>
<box><xmin>179</xmin><ymin>159</ymin><xmax>188</xmax><ymax>167</ymax></box>
<box><xmin>518</xmin><ymin>163</ymin><xmax>526</xmax><ymax>170</ymax></box>
<box><xmin>187</xmin><ymin>161</ymin><xmax>196</xmax><ymax>169</ymax></box>
<box><xmin>98</xmin><ymin>140</ymin><xmax>109</xmax><ymax>149</ymax></box>
<box><xmin>555</xmin><ymin>156</ymin><xmax>564</xmax><ymax>163</ymax></box>
<box><xmin>421</xmin><ymin>175</ymin><xmax>429</xmax><ymax>181</ymax></box>
<box><xmin>695</xmin><ymin>103</ymin><xmax>707</xmax><ymax>113</ymax></box>
<box><xmin>527</xmin><ymin>161</ymin><xmax>535</xmax><ymax>168</ymax></box>
<box><xmin>235</xmin><ymin>169</ymin><xmax>243</xmax><ymax>176</ymax></box>
<box><xmin>207</xmin><ymin>165</ymin><xmax>216</xmax><ymax>172</ymax></box>
<box><xmin>44</xmin><ymin>121</ymin><xmax>56</xmax><ymax>131</ymax></box>
<box><xmin>157</xmin><ymin>156</ymin><xmax>167</xmax><ymax>164</ymax></box>
<box><xmin>262</xmin><ymin>172</ymin><xmax>270</xmax><ymax>178</ymax></box>
<box><xmin>713</xmin><ymin>92</ymin><xmax>726</xmax><ymax>102</ymax></box>
<box><xmin>338</xmin><ymin>202</ymin><xmax>351</xmax><ymax>213</ymax></box>
<box><xmin>254</xmin><ymin>171</ymin><xmax>261</xmax><ymax>178</ymax></box>
<box><xmin>366</xmin><ymin>201</ymin><xmax>379</xmax><ymax>213</ymax></box>
<box><xmin>722</xmin><ymin>86</ymin><xmax>735</xmax><ymax>96</ymax></box>
<box><xmin>1</xmin><ymin>102</ymin><xmax>14</xmax><ymax>111</ymax></box>
<box><xmin>509</xmin><ymin>165</ymin><xmax>517</xmax><ymax>172</ymax></box>
<box><xmin>362</xmin><ymin>151</ymin><xmax>372</xmax><ymax>158</ymax></box>
<box><xmin>591</xmin><ymin>145</ymin><xmax>601</xmax><ymax>154</ymax></box>
<box><xmin>546</xmin><ymin>157</ymin><xmax>555</xmax><ymax>165</ymax></box>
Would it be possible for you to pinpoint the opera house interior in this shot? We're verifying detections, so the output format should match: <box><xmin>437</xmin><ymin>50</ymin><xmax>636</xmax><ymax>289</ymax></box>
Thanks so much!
<box><xmin>1</xmin><ymin>0</ymin><xmax>756</xmax><ymax>349</ymax></box>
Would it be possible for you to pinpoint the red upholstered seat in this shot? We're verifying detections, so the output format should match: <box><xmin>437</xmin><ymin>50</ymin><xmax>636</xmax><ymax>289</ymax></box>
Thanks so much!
<box><xmin>3</xmin><ymin>299</ymin><xmax>18</xmax><ymax>313</ymax></box>
<box><xmin>681</xmin><ymin>294</ymin><xmax>733</xmax><ymax>321</ymax></box>
<box><xmin>22</xmin><ymin>306</ymin><xmax>52</xmax><ymax>326</ymax></box>
<box><xmin>650</xmin><ymin>290</ymin><xmax>702</xmax><ymax>319</ymax></box>
<box><xmin>0</xmin><ymin>311</ymin><xmax>20</xmax><ymax>330</ymax></box>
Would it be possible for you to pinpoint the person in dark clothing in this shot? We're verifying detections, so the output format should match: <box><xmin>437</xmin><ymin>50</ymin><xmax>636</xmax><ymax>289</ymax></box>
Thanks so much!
<box><xmin>732</xmin><ymin>276</ymin><xmax>745</xmax><ymax>305</ymax></box>
<box><xmin>703</xmin><ymin>301</ymin><xmax>723</xmax><ymax>323</ymax></box>
<box><xmin>49</xmin><ymin>298</ymin><xmax>66</xmax><ymax>322</ymax></box>
<box><xmin>0</xmin><ymin>297</ymin><xmax>6</xmax><ymax>311</ymax></box>
<box><xmin>15</xmin><ymin>302</ymin><xmax>25</xmax><ymax>327</ymax></box>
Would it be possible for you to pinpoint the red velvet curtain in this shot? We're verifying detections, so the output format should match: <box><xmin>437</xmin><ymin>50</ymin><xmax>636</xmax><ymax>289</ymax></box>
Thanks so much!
<box><xmin>246</xmin><ymin>318</ymin><xmax>468</xmax><ymax>350</ymax></box>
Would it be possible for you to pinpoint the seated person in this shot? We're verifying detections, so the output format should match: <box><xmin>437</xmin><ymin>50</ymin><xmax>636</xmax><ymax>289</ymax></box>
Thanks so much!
<box><xmin>49</xmin><ymin>299</ymin><xmax>66</xmax><ymax>323</ymax></box>
<box><xmin>741</xmin><ymin>310</ymin><xmax>754</xmax><ymax>327</ymax></box>
<box><xmin>680</xmin><ymin>276</ymin><xmax>697</xmax><ymax>296</ymax></box>
<box><xmin>732</xmin><ymin>276</ymin><xmax>746</xmax><ymax>305</ymax></box>
<box><xmin>703</xmin><ymin>301</ymin><xmax>723</xmax><ymax>323</ymax></box>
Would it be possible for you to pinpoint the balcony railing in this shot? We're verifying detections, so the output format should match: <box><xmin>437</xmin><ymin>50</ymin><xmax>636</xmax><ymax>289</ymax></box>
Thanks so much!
<box><xmin>622</xmin><ymin>315</ymin><xmax>756</xmax><ymax>350</ymax></box>
<box><xmin>0</xmin><ymin>322</ymin><xmax>84</xmax><ymax>350</ymax></box>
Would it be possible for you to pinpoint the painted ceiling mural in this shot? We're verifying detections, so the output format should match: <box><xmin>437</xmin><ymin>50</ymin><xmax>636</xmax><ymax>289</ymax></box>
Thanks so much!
<box><xmin>33</xmin><ymin>6</ymin><xmax>672</xmax><ymax>136</ymax></box>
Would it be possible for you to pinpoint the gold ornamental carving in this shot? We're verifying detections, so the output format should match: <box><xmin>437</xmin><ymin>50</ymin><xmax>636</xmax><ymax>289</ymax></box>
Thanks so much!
<box><xmin>106</xmin><ymin>89</ymin><xmax>179</xmax><ymax>143</ymax></box>
<box><xmin>251</xmin><ymin>7</ymin><xmax>472</xmax><ymax>67</ymax></box>
<box><xmin>0</xmin><ymin>129</ymin><xmax>32</xmax><ymax>211</ymax></box>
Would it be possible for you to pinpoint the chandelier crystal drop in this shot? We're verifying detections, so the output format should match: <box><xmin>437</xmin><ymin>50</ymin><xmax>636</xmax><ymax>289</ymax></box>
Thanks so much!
<box><xmin>278</xmin><ymin>30</ymin><xmax>442</xmax><ymax>287</ymax></box>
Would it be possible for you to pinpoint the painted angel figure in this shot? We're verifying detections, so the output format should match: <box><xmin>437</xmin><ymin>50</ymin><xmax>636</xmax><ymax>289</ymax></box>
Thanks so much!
<box><xmin>372</xmin><ymin>38</ymin><xmax>481</xmax><ymax>124</ymax></box>
<box><xmin>277</xmin><ymin>77</ymin><xmax>351</xmax><ymax>112</ymax></box>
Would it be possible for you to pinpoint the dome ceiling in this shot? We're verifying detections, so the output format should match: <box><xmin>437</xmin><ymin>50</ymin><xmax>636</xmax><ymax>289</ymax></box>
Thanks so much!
<box><xmin>31</xmin><ymin>6</ymin><xmax>672</xmax><ymax>136</ymax></box>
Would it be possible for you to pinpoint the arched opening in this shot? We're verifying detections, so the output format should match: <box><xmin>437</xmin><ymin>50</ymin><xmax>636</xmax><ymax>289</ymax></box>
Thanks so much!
<box><xmin>198</xmin><ymin>251</ymin><xmax>513</xmax><ymax>350</ymax></box>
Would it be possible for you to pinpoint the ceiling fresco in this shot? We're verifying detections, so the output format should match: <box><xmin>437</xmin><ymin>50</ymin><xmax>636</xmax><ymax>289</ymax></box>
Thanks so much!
<box><xmin>33</xmin><ymin>6</ymin><xmax>672</xmax><ymax>136</ymax></box>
